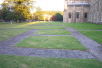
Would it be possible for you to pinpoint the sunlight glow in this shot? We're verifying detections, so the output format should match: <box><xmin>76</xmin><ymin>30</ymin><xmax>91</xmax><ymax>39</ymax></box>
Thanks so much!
<box><xmin>35</xmin><ymin>0</ymin><xmax>64</xmax><ymax>11</ymax></box>
<box><xmin>0</xmin><ymin>0</ymin><xmax>3</xmax><ymax>4</ymax></box>
<box><xmin>15</xmin><ymin>22</ymin><xmax>41</xmax><ymax>28</ymax></box>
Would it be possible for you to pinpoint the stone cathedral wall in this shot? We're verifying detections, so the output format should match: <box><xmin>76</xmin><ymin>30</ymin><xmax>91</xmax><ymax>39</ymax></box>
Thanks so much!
<box><xmin>63</xmin><ymin>0</ymin><xmax>102</xmax><ymax>24</ymax></box>
<box><xmin>63</xmin><ymin>0</ymin><xmax>90</xmax><ymax>23</ymax></box>
<box><xmin>88</xmin><ymin>0</ymin><xmax>102</xmax><ymax>24</ymax></box>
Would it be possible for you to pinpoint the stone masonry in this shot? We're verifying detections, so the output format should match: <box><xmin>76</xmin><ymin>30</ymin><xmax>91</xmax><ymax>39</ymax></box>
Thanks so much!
<box><xmin>63</xmin><ymin>0</ymin><xmax>90</xmax><ymax>23</ymax></box>
<box><xmin>88</xmin><ymin>0</ymin><xmax>102</xmax><ymax>24</ymax></box>
<box><xmin>63</xmin><ymin>0</ymin><xmax>102</xmax><ymax>24</ymax></box>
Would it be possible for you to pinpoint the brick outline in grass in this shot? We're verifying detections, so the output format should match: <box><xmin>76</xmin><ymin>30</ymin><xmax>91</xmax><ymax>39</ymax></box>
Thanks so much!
<box><xmin>0</xmin><ymin>24</ymin><xmax>102</xmax><ymax>61</ymax></box>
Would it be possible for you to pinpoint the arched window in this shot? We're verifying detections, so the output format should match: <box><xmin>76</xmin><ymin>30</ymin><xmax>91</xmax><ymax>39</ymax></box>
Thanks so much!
<box><xmin>69</xmin><ymin>12</ymin><xmax>71</xmax><ymax>18</ymax></box>
<box><xmin>84</xmin><ymin>13</ymin><xmax>87</xmax><ymax>18</ymax></box>
<box><xmin>76</xmin><ymin>12</ymin><xmax>79</xmax><ymax>18</ymax></box>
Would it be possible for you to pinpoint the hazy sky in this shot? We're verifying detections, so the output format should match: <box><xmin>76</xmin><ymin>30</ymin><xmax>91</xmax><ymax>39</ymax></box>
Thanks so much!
<box><xmin>35</xmin><ymin>0</ymin><xmax>64</xmax><ymax>11</ymax></box>
<box><xmin>0</xmin><ymin>0</ymin><xmax>64</xmax><ymax>11</ymax></box>
<box><xmin>0</xmin><ymin>0</ymin><xmax>3</xmax><ymax>4</ymax></box>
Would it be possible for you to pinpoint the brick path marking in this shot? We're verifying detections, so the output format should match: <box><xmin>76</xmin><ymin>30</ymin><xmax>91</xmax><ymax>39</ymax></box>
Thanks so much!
<box><xmin>1</xmin><ymin>24</ymin><xmax>102</xmax><ymax>62</ymax></box>
<box><xmin>66</xmin><ymin>27</ymin><xmax>102</xmax><ymax>61</ymax></box>
<box><xmin>0</xmin><ymin>29</ymin><xmax>96</xmax><ymax>59</ymax></box>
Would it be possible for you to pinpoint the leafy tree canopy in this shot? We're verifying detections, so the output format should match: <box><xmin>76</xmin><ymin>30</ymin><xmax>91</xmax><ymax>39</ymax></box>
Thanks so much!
<box><xmin>34</xmin><ymin>10</ymin><xmax>63</xmax><ymax>21</ymax></box>
<box><xmin>0</xmin><ymin>0</ymin><xmax>35</xmax><ymax>22</ymax></box>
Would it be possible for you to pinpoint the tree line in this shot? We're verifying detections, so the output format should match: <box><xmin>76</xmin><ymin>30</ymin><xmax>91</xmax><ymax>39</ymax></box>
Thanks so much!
<box><xmin>0</xmin><ymin>0</ymin><xmax>34</xmax><ymax>23</ymax></box>
<box><xmin>0</xmin><ymin>0</ymin><xmax>63</xmax><ymax>23</ymax></box>
<box><xmin>33</xmin><ymin>8</ymin><xmax>63</xmax><ymax>21</ymax></box>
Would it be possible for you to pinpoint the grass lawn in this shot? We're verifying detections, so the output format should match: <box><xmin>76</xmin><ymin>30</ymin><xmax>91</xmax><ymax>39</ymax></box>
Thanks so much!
<box><xmin>0</xmin><ymin>23</ymin><xmax>28</xmax><ymax>29</ymax></box>
<box><xmin>0</xmin><ymin>55</ymin><xmax>102</xmax><ymax>68</ymax></box>
<box><xmin>35</xmin><ymin>30</ymin><xmax>71</xmax><ymax>35</ymax></box>
<box><xmin>1</xmin><ymin>22</ymin><xmax>102</xmax><ymax>30</ymax></box>
<box><xmin>31</xmin><ymin>22</ymin><xmax>62</xmax><ymax>26</ymax></box>
<box><xmin>0</xmin><ymin>30</ymin><xmax>28</xmax><ymax>41</ymax></box>
<box><xmin>18</xmin><ymin>26</ymin><xmax>65</xmax><ymax>29</ymax></box>
<box><xmin>14</xmin><ymin>36</ymin><xmax>86</xmax><ymax>50</ymax></box>
<box><xmin>64</xmin><ymin>23</ymin><xmax>102</xmax><ymax>29</ymax></box>
<box><xmin>0</xmin><ymin>24</ymin><xmax>19</xmax><ymax>29</ymax></box>
<box><xmin>0</xmin><ymin>22</ymin><xmax>9</xmax><ymax>24</ymax></box>
<box><xmin>1</xmin><ymin>22</ymin><xmax>102</xmax><ymax>68</ymax></box>
<box><xmin>79</xmin><ymin>31</ymin><xmax>102</xmax><ymax>44</ymax></box>
<box><xmin>0</xmin><ymin>22</ymin><xmax>64</xmax><ymax>29</ymax></box>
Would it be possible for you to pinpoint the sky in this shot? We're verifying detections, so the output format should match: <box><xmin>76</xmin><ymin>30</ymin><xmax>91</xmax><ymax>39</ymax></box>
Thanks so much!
<box><xmin>0</xmin><ymin>0</ymin><xmax>3</xmax><ymax>4</ymax></box>
<box><xmin>0</xmin><ymin>0</ymin><xmax>64</xmax><ymax>11</ymax></box>
<box><xmin>34</xmin><ymin>0</ymin><xmax>64</xmax><ymax>11</ymax></box>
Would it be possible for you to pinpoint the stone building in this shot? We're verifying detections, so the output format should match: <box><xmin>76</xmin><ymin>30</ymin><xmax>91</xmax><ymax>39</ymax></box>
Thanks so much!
<box><xmin>88</xmin><ymin>0</ymin><xmax>102</xmax><ymax>24</ymax></box>
<box><xmin>63</xmin><ymin>0</ymin><xmax>90</xmax><ymax>23</ymax></box>
<box><xmin>63</xmin><ymin>0</ymin><xmax>102</xmax><ymax>24</ymax></box>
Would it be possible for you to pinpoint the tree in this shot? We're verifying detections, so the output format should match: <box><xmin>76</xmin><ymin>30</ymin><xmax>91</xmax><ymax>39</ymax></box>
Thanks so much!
<box><xmin>0</xmin><ymin>4</ymin><xmax>14</xmax><ymax>21</ymax></box>
<box><xmin>0</xmin><ymin>3</ymin><xmax>25</xmax><ymax>22</ymax></box>
<box><xmin>50</xmin><ymin>15</ymin><xmax>55</xmax><ymax>21</ymax></box>
<box><xmin>2</xmin><ymin>0</ymin><xmax>35</xmax><ymax>20</ymax></box>
<box><xmin>36</xmin><ymin>7</ymin><xmax>42</xmax><ymax>11</ymax></box>
<box><xmin>35</xmin><ymin>11</ymin><xmax>43</xmax><ymax>21</ymax></box>
<box><xmin>55</xmin><ymin>13</ymin><xmax>63</xmax><ymax>21</ymax></box>
<box><xmin>34</xmin><ymin>15</ymin><xmax>38</xmax><ymax>21</ymax></box>
<box><xmin>35</xmin><ymin>7</ymin><xmax>44</xmax><ymax>21</ymax></box>
<box><xmin>34</xmin><ymin>10</ymin><xmax>63</xmax><ymax>21</ymax></box>
<box><xmin>13</xmin><ymin>11</ymin><xmax>25</xmax><ymax>22</ymax></box>
<box><xmin>33</xmin><ymin>13</ymin><xmax>38</xmax><ymax>21</ymax></box>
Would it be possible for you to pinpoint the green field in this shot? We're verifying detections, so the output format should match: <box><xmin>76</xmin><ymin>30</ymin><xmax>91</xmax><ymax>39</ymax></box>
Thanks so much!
<box><xmin>35</xmin><ymin>30</ymin><xmax>71</xmax><ymax>35</ymax></box>
<box><xmin>0</xmin><ymin>55</ymin><xmax>102</xmax><ymax>68</ymax></box>
<box><xmin>31</xmin><ymin>22</ymin><xmax>62</xmax><ymax>25</ymax></box>
<box><xmin>0</xmin><ymin>22</ymin><xmax>65</xmax><ymax>29</ymax></box>
<box><xmin>15</xmin><ymin>36</ymin><xmax>86</xmax><ymax>50</ymax></box>
<box><xmin>0</xmin><ymin>22</ymin><xmax>102</xmax><ymax>68</ymax></box>
<box><xmin>79</xmin><ymin>31</ymin><xmax>102</xmax><ymax>44</ymax></box>
<box><xmin>64</xmin><ymin>23</ymin><xmax>102</xmax><ymax>29</ymax></box>
<box><xmin>0</xmin><ymin>30</ymin><xmax>28</xmax><ymax>41</ymax></box>
<box><xmin>18</xmin><ymin>26</ymin><xmax>65</xmax><ymax>29</ymax></box>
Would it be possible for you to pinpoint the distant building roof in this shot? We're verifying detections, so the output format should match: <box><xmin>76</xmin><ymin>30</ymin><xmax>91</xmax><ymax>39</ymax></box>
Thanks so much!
<box><xmin>68</xmin><ymin>2</ymin><xmax>90</xmax><ymax>6</ymax></box>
